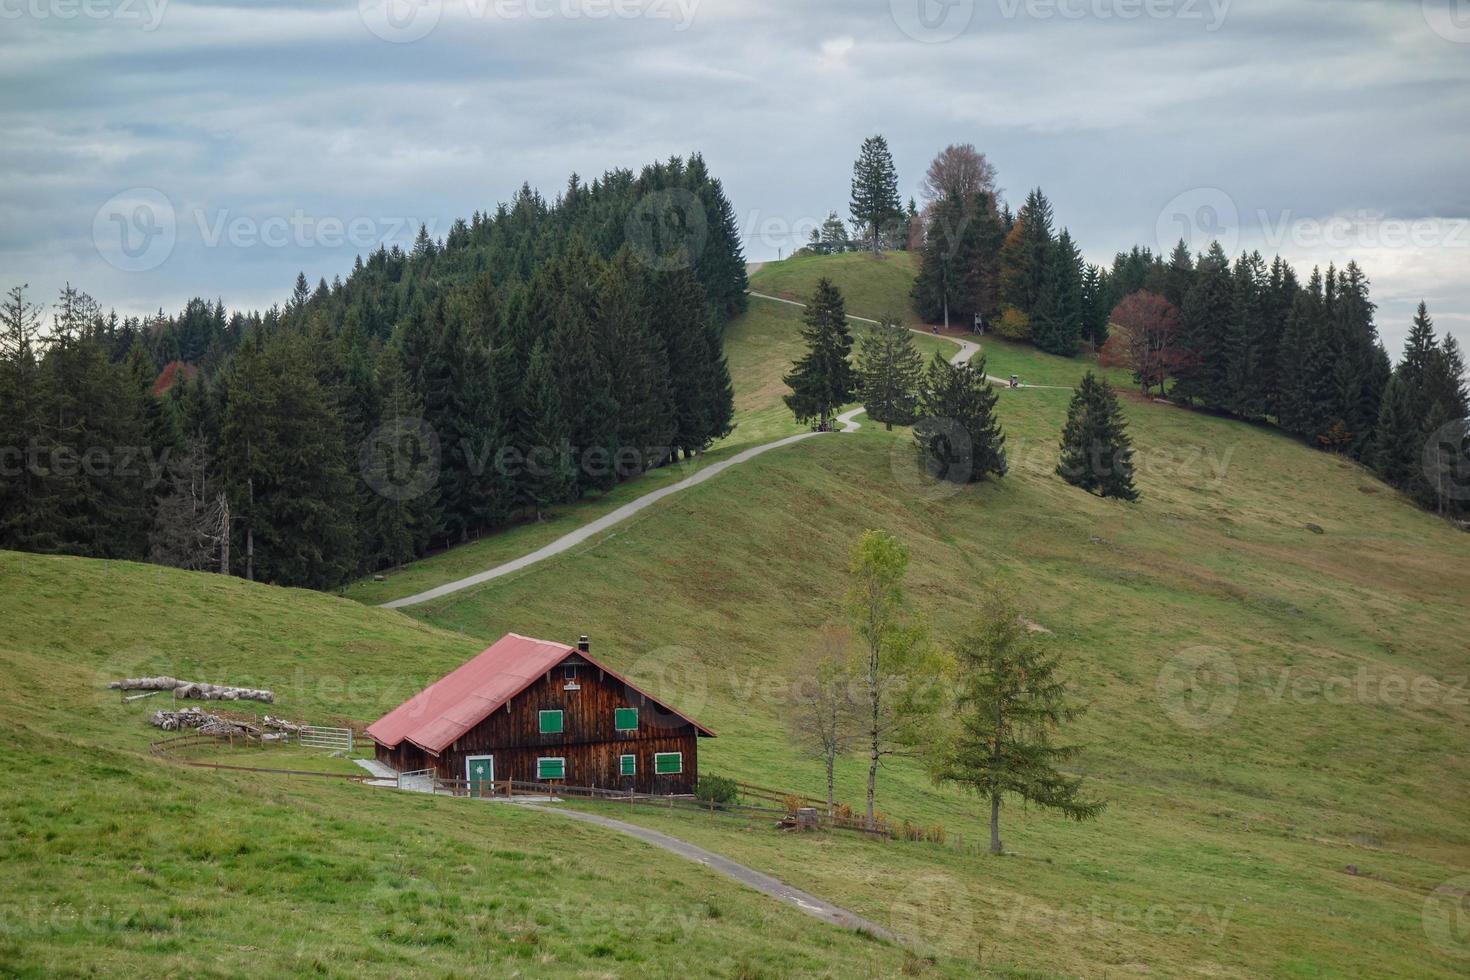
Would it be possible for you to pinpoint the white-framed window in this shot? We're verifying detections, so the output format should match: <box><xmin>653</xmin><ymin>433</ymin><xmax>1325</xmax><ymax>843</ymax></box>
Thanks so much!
<box><xmin>614</xmin><ymin>707</ymin><xmax>638</xmax><ymax>732</ymax></box>
<box><xmin>653</xmin><ymin>752</ymin><xmax>682</xmax><ymax>775</ymax></box>
<box><xmin>539</xmin><ymin>709</ymin><xmax>564</xmax><ymax>734</ymax></box>
<box><xmin>619</xmin><ymin>754</ymin><xmax>636</xmax><ymax>777</ymax></box>
<box><xmin>536</xmin><ymin>756</ymin><xmax>566</xmax><ymax>781</ymax></box>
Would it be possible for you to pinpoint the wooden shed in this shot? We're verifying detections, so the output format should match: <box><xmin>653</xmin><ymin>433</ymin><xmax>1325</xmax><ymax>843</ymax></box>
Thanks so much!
<box><xmin>366</xmin><ymin>633</ymin><xmax>713</xmax><ymax>795</ymax></box>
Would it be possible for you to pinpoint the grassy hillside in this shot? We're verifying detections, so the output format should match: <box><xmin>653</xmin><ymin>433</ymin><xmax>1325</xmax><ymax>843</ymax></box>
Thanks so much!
<box><xmin>348</xmin><ymin>268</ymin><xmax>952</xmax><ymax>608</ymax></box>
<box><xmin>7</xmin><ymin>252</ymin><xmax>1468</xmax><ymax>977</ymax></box>
<box><xmin>0</xmin><ymin>551</ymin><xmax>958</xmax><ymax>977</ymax></box>
<box><xmin>750</xmin><ymin>251</ymin><xmax>925</xmax><ymax>325</ymax></box>
<box><xmin>377</xmin><ymin>254</ymin><xmax>1470</xmax><ymax>976</ymax></box>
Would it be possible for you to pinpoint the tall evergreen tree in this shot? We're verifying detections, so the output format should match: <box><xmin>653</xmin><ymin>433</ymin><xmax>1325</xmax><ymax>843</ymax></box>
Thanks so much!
<box><xmin>849</xmin><ymin>135</ymin><xmax>903</xmax><ymax>256</ymax></box>
<box><xmin>359</xmin><ymin>344</ymin><xmax>439</xmax><ymax>569</ymax></box>
<box><xmin>856</xmin><ymin>316</ymin><xmax>923</xmax><ymax>430</ymax></box>
<box><xmin>1031</xmin><ymin>229</ymin><xmax>1084</xmax><ymax>356</ymax></box>
<box><xmin>783</xmin><ymin>279</ymin><xmax>856</xmax><ymax>427</ymax></box>
<box><xmin>998</xmin><ymin>188</ymin><xmax>1055</xmax><ymax>318</ymax></box>
<box><xmin>1225</xmin><ymin>251</ymin><xmax>1272</xmax><ymax>421</ymax></box>
<box><xmin>914</xmin><ymin>351</ymin><xmax>1007</xmax><ymax>483</ymax></box>
<box><xmin>1173</xmin><ymin>243</ymin><xmax>1234</xmax><ymax>409</ymax></box>
<box><xmin>599</xmin><ymin>251</ymin><xmax>675</xmax><ymax>473</ymax></box>
<box><xmin>1079</xmin><ymin>263</ymin><xmax>1110</xmax><ymax>348</ymax></box>
<box><xmin>1057</xmin><ymin>372</ymin><xmax>1138</xmax><ymax>500</ymax></box>
<box><xmin>518</xmin><ymin>339</ymin><xmax>576</xmax><ymax>519</ymax></box>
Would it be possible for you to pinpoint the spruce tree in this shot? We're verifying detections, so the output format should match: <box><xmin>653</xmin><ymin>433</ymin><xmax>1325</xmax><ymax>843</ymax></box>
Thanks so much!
<box><xmin>1162</xmin><ymin>240</ymin><xmax>1196</xmax><ymax>309</ymax></box>
<box><xmin>519</xmin><ymin>339</ymin><xmax>576</xmax><ymax>519</ymax></box>
<box><xmin>599</xmin><ymin>252</ymin><xmax>675</xmax><ymax>473</ymax></box>
<box><xmin>783</xmin><ymin>278</ymin><xmax>856</xmax><ymax>427</ymax></box>
<box><xmin>1370</xmin><ymin>375</ymin><xmax>1420</xmax><ymax>489</ymax></box>
<box><xmin>1057</xmin><ymin>372</ymin><xmax>1138</xmax><ymax>500</ymax></box>
<box><xmin>1174</xmin><ymin>243</ymin><xmax>1233</xmax><ymax>409</ymax></box>
<box><xmin>998</xmin><ymin>188</ymin><xmax>1055</xmax><ymax>318</ymax></box>
<box><xmin>1079</xmin><ymin>263</ymin><xmax>1110</xmax><ymax>348</ymax></box>
<box><xmin>849</xmin><ymin>135</ymin><xmax>903</xmax><ymax>255</ymax></box>
<box><xmin>1031</xmin><ymin>229</ymin><xmax>1084</xmax><ymax>356</ymax></box>
<box><xmin>913</xmin><ymin>191</ymin><xmax>974</xmax><ymax>328</ymax></box>
<box><xmin>359</xmin><ymin>344</ymin><xmax>439</xmax><ymax>569</ymax></box>
<box><xmin>1417</xmin><ymin>335</ymin><xmax>1470</xmax><ymax>515</ymax></box>
<box><xmin>1225</xmin><ymin>251</ymin><xmax>1271</xmax><ymax>421</ymax></box>
<box><xmin>914</xmin><ymin>351</ymin><xmax>1007</xmax><ymax>482</ymax></box>
<box><xmin>857</xmin><ymin>316</ymin><xmax>923</xmax><ymax>430</ymax></box>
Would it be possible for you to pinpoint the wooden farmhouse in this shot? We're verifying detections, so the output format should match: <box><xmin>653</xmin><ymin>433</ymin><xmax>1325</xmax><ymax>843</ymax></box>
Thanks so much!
<box><xmin>366</xmin><ymin>633</ymin><xmax>713</xmax><ymax>794</ymax></box>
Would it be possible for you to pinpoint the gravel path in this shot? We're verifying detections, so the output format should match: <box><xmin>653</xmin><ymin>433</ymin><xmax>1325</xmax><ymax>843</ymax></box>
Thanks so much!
<box><xmin>527</xmin><ymin>804</ymin><xmax>894</xmax><ymax>939</ymax></box>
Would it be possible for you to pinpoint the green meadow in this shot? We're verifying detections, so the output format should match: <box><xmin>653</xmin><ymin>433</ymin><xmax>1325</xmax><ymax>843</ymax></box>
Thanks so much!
<box><xmin>3</xmin><ymin>252</ymin><xmax>1467</xmax><ymax>977</ymax></box>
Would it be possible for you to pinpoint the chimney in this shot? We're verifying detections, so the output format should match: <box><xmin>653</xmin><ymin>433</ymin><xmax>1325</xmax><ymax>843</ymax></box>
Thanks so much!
<box><xmin>578</xmin><ymin>635</ymin><xmax>590</xmax><ymax>653</ymax></box>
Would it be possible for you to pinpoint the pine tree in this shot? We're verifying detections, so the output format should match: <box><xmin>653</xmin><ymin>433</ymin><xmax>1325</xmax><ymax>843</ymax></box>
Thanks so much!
<box><xmin>1031</xmin><ymin>229</ymin><xmax>1084</xmax><ymax>356</ymax></box>
<box><xmin>929</xmin><ymin>589</ymin><xmax>1105</xmax><ymax>855</ymax></box>
<box><xmin>1057</xmin><ymin>372</ymin><xmax>1138</xmax><ymax>500</ymax></box>
<box><xmin>0</xmin><ymin>284</ymin><xmax>46</xmax><ymax>551</ymax></box>
<box><xmin>1417</xmin><ymin>334</ymin><xmax>1470</xmax><ymax>515</ymax></box>
<box><xmin>783</xmin><ymin>278</ymin><xmax>856</xmax><ymax>427</ymax></box>
<box><xmin>518</xmin><ymin>339</ymin><xmax>575</xmax><ymax>519</ymax></box>
<box><xmin>914</xmin><ymin>351</ymin><xmax>1007</xmax><ymax>482</ymax></box>
<box><xmin>1162</xmin><ymin>239</ymin><xmax>1196</xmax><ymax>309</ymax></box>
<box><xmin>1370</xmin><ymin>374</ymin><xmax>1420</xmax><ymax>489</ymax></box>
<box><xmin>849</xmin><ymin>136</ymin><xmax>903</xmax><ymax>256</ymax></box>
<box><xmin>599</xmin><ymin>252</ymin><xmax>675</xmax><ymax>473</ymax></box>
<box><xmin>998</xmin><ymin>188</ymin><xmax>1055</xmax><ymax>318</ymax></box>
<box><xmin>856</xmin><ymin>316</ymin><xmax>923</xmax><ymax>430</ymax></box>
<box><xmin>1079</xmin><ymin>264</ymin><xmax>1110</xmax><ymax>348</ymax></box>
<box><xmin>220</xmin><ymin>333</ymin><xmax>356</xmax><ymax>588</ymax></box>
<box><xmin>359</xmin><ymin>344</ymin><xmax>439</xmax><ymax>569</ymax></box>
<box><xmin>1174</xmin><ymin>243</ymin><xmax>1233</xmax><ymax>409</ymax></box>
<box><xmin>1225</xmin><ymin>251</ymin><xmax>1271</xmax><ymax>421</ymax></box>
<box><xmin>912</xmin><ymin>191</ymin><xmax>1003</xmax><ymax>328</ymax></box>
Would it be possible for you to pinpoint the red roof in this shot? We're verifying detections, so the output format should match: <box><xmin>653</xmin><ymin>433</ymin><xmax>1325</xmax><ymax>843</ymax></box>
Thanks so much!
<box><xmin>366</xmin><ymin>633</ymin><xmax>714</xmax><ymax>755</ymax></box>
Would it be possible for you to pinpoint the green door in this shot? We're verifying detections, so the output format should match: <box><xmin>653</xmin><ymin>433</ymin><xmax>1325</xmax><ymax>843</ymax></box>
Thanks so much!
<box><xmin>466</xmin><ymin>756</ymin><xmax>494</xmax><ymax>796</ymax></box>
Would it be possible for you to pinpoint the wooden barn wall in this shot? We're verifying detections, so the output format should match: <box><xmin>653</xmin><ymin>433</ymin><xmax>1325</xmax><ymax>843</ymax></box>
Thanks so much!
<box><xmin>387</xmin><ymin>655</ymin><xmax>704</xmax><ymax>794</ymax></box>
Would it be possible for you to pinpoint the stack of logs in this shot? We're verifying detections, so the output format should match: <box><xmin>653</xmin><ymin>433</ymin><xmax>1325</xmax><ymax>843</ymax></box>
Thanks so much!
<box><xmin>109</xmin><ymin>677</ymin><xmax>274</xmax><ymax>703</ymax></box>
<box><xmin>150</xmin><ymin>708</ymin><xmax>303</xmax><ymax>738</ymax></box>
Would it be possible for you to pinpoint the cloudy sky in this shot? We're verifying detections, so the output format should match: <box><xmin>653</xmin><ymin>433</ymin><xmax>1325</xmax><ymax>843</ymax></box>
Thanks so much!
<box><xmin>2</xmin><ymin>0</ymin><xmax>1466</xmax><ymax>356</ymax></box>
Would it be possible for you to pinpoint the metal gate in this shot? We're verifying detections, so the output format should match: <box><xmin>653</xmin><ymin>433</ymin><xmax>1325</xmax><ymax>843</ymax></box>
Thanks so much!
<box><xmin>298</xmin><ymin>725</ymin><xmax>353</xmax><ymax>752</ymax></box>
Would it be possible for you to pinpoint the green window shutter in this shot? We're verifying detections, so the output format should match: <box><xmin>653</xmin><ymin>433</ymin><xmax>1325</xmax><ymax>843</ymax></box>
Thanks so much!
<box><xmin>614</xmin><ymin>707</ymin><xmax>638</xmax><ymax>732</ymax></box>
<box><xmin>620</xmin><ymin>754</ymin><xmax>636</xmax><ymax>777</ymax></box>
<box><xmin>654</xmin><ymin>752</ymin><xmax>682</xmax><ymax>775</ymax></box>
<box><xmin>539</xmin><ymin>710</ymin><xmax>563</xmax><ymax>734</ymax></box>
<box><xmin>537</xmin><ymin>757</ymin><xmax>565</xmax><ymax>780</ymax></box>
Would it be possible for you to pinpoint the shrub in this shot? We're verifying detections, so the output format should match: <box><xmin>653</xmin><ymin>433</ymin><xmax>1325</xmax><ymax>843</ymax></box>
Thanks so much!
<box><xmin>993</xmin><ymin>305</ymin><xmax>1031</xmax><ymax>341</ymax></box>
<box><xmin>925</xmin><ymin>824</ymin><xmax>946</xmax><ymax>845</ymax></box>
<box><xmin>780</xmin><ymin>794</ymin><xmax>803</xmax><ymax>816</ymax></box>
<box><xmin>833</xmin><ymin>802</ymin><xmax>853</xmax><ymax>822</ymax></box>
<box><xmin>694</xmin><ymin>775</ymin><xmax>740</xmax><ymax>807</ymax></box>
